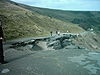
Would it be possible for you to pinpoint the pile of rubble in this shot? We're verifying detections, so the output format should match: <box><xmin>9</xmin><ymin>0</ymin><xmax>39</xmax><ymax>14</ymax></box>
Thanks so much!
<box><xmin>46</xmin><ymin>34</ymin><xmax>84</xmax><ymax>50</ymax></box>
<box><xmin>10</xmin><ymin>33</ymin><xmax>85</xmax><ymax>51</ymax></box>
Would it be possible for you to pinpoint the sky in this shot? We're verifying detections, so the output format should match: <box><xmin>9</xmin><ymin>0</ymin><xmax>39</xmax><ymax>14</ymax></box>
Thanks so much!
<box><xmin>11</xmin><ymin>0</ymin><xmax>100</xmax><ymax>11</ymax></box>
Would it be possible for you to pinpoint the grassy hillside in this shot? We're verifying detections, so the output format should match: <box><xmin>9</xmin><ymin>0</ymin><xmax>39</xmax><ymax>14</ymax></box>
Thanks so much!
<box><xmin>0</xmin><ymin>0</ymin><xmax>100</xmax><ymax>40</ymax></box>
<box><xmin>19</xmin><ymin>4</ymin><xmax>100</xmax><ymax>31</ymax></box>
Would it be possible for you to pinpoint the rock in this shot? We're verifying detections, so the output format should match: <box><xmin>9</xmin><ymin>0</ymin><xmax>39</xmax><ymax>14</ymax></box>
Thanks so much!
<box><xmin>47</xmin><ymin>40</ymin><xmax>61</xmax><ymax>49</ymax></box>
<box><xmin>47</xmin><ymin>41</ymin><xmax>57</xmax><ymax>46</ymax></box>
<box><xmin>1</xmin><ymin>69</ymin><xmax>10</xmax><ymax>73</ymax></box>
<box><xmin>62</xmin><ymin>39</ymin><xmax>72</xmax><ymax>47</ymax></box>
<box><xmin>53</xmin><ymin>40</ymin><xmax>62</xmax><ymax>49</ymax></box>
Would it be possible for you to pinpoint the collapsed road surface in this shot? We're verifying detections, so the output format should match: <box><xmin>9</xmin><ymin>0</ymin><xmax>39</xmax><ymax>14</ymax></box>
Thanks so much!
<box><xmin>0</xmin><ymin>32</ymin><xmax>100</xmax><ymax>75</ymax></box>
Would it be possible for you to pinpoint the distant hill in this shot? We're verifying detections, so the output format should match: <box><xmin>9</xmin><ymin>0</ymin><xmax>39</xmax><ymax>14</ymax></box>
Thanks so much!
<box><xmin>0</xmin><ymin>0</ymin><xmax>100</xmax><ymax>40</ymax></box>
<box><xmin>19</xmin><ymin>4</ymin><xmax>100</xmax><ymax>31</ymax></box>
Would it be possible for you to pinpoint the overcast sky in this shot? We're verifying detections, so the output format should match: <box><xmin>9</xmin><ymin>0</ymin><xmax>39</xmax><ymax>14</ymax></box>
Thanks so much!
<box><xmin>11</xmin><ymin>0</ymin><xmax>100</xmax><ymax>11</ymax></box>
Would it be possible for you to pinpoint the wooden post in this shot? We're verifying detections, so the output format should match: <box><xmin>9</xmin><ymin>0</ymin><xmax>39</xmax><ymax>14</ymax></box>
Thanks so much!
<box><xmin>0</xmin><ymin>20</ymin><xmax>7</xmax><ymax>64</ymax></box>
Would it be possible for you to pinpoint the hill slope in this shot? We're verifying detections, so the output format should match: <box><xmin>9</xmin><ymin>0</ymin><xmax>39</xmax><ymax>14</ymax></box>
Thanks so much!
<box><xmin>18</xmin><ymin>3</ymin><xmax>100</xmax><ymax>31</ymax></box>
<box><xmin>0</xmin><ymin>0</ymin><xmax>100</xmax><ymax>40</ymax></box>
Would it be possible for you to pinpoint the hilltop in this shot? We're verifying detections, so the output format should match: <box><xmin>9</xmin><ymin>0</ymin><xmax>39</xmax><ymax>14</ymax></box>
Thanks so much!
<box><xmin>0</xmin><ymin>0</ymin><xmax>100</xmax><ymax>40</ymax></box>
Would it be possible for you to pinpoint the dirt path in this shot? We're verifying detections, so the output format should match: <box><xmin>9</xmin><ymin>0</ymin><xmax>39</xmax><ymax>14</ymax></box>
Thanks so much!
<box><xmin>0</xmin><ymin>48</ymin><xmax>100</xmax><ymax>75</ymax></box>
